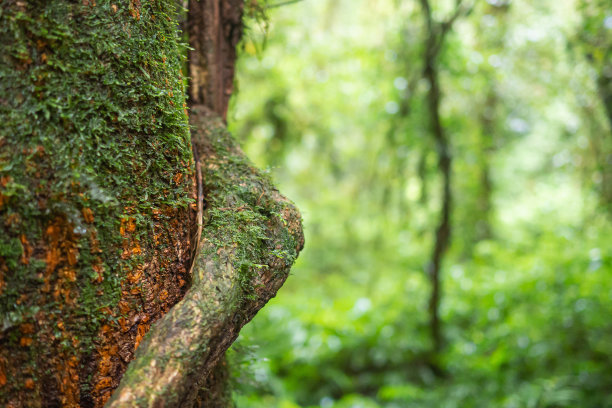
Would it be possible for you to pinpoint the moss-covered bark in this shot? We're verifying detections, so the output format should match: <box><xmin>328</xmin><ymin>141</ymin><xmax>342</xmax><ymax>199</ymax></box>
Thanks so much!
<box><xmin>0</xmin><ymin>0</ymin><xmax>197</xmax><ymax>404</ymax></box>
<box><xmin>107</xmin><ymin>107</ymin><xmax>304</xmax><ymax>407</ymax></box>
<box><xmin>1</xmin><ymin>0</ymin><xmax>303</xmax><ymax>406</ymax></box>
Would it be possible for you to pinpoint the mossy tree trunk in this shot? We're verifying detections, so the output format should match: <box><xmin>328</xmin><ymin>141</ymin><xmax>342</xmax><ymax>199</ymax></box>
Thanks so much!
<box><xmin>0</xmin><ymin>1</ymin><xmax>303</xmax><ymax>407</ymax></box>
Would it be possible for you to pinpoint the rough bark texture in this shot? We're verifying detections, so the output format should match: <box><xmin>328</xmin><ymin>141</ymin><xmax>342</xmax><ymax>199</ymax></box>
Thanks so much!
<box><xmin>195</xmin><ymin>355</ymin><xmax>233</xmax><ymax>408</ymax></box>
<box><xmin>107</xmin><ymin>107</ymin><xmax>304</xmax><ymax>407</ymax></box>
<box><xmin>185</xmin><ymin>0</ymin><xmax>248</xmax><ymax>404</ymax></box>
<box><xmin>0</xmin><ymin>0</ymin><xmax>303</xmax><ymax>406</ymax></box>
<box><xmin>187</xmin><ymin>0</ymin><xmax>244</xmax><ymax>120</ymax></box>
<box><xmin>0</xmin><ymin>1</ymin><xmax>196</xmax><ymax>406</ymax></box>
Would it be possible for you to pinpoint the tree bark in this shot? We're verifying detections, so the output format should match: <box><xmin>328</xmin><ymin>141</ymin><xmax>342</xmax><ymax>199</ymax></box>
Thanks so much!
<box><xmin>418</xmin><ymin>0</ymin><xmax>469</xmax><ymax>358</ymax></box>
<box><xmin>598</xmin><ymin>65</ymin><xmax>612</xmax><ymax>131</ymax></box>
<box><xmin>187</xmin><ymin>0</ymin><xmax>244</xmax><ymax>120</ymax></box>
<box><xmin>107</xmin><ymin>108</ymin><xmax>303</xmax><ymax>407</ymax></box>
<box><xmin>0</xmin><ymin>1</ymin><xmax>302</xmax><ymax>406</ymax></box>
<box><xmin>597</xmin><ymin>67</ymin><xmax>612</xmax><ymax>210</ymax></box>
<box><xmin>475</xmin><ymin>90</ymin><xmax>496</xmax><ymax>243</ymax></box>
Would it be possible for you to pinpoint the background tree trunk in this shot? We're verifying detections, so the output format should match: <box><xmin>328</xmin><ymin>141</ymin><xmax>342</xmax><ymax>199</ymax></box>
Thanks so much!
<box><xmin>187</xmin><ymin>0</ymin><xmax>244</xmax><ymax>120</ymax></box>
<box><xmin>418</xmin><ymin>0</ymin><xmax>469</xmax><ymax>362</ymax></box>
<box><xmin>0</xmin><ymin>1</ymin><xmax>303</xmax><ymax>406</ymax></box>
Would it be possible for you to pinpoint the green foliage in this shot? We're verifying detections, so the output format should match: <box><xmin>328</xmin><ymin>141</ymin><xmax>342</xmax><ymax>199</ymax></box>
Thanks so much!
<box><xmin>227</xmin><ymin>0</ymin><xmax>612</xmax><ymax>407</ymax></box>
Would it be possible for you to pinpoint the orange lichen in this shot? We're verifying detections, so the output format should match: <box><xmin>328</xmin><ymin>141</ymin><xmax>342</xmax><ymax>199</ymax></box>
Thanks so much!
<box><xmin>94</xmin><ymin>376</ymin><xmax>112</xmax><ymax>393</ymax></box>
<box><xmin>132</xmin><ymin>241</ymin><xmax>141</xmax><ymax>255</ymax></box>
<box><xmin>153</xmin><ymin>232</ymin><xmax>162</xmax><ymax>244</ymax></box>
<box><xmin>126</xmin><ymin>267</ymin><xmax>142</xmax><ymax>284</ymax></box>
<box><xmin>173</xmin><ymin>172</ymin><xmax>183</xmax><ymax>184</ymax></box>
<box><xmin>90</xmin><ymin>230</ymin><xmax>102</xmax><ymax>253</ymax></box>
<box><xmin>65</xmin><ymin>245</ymin><xmax>79</xmax><ymax>266</ymax></box>
<box><xmin>20</xmin><ymin>337</ymin><xmax>33</xmax><ymax>347</ymax></box>
<box><xmin>118</xmin><ymin>300</ymin><xmax>130</xmax><ymax>315</ymax></box>
<box><xmin>128</xmin><ymin>0</ymin><xmax>141</xmax><ymax>20</ymax></box>
<box><xmin>60</xmin><ymin>268</ymin><xmax>77</xmax><ymax>282</ymax></box>
<box><xmin>99</xmin><ymin>307</ymin><xmax>113</xmax><ymax>316</ymax></box>
<box><xmin>19</xmin><ymin>235</ymin><xmax>32</xmax><ymax>265</ymax></box>
<box><xmin>24</xmin><ymin>379</ymin><xmax>35</xmax><ymax>390</ymax></box>
<box><xmin>92</xmin><ymin>260</ymin><xmax>105</xmax><ymax>283</ymax></box>
<box><xmin>57</xmin><ymin>355</ymin><xmax>80</xmax><ymax>407</ymax></box>
<box><xmin>118</xmin><ymin>317</ymin><xmax>129</xmax><ymax>333</ymax></box>
<box><xmin>98</xmin><ymin>355</ymin><xmax>112</xmax><ymax>376</ymax></box>
<box><xmin>45</xmin><ymin>246</ymin><xmax>61</xmax><ymax>275</ymax></box>
<box><xmin>44</xmin><ymin>221</ymin><xmax>63</xmax><ymax>274</ymax></box>
<box><xmin>0</xmin><ymin>175</ymin><xmax>11</xmax><ymax>187</ymax></box>
<box><xmin>119</xmin><ymin>216</ymin><xmax>136</xmax><ymax>236</ymax></box>
<box><xmin>20</xmin><ymin>323</ymin><xmax>35</xmax><ymax>334</ymax></box>
<box><xmin>0</xmin><ymin>262</ymin><xmax>6</xmax><ymax>295</ymax></box>
<box><xmin>82</xmin><ymin>207</ymin><xmax>95</xmax><ymax>223</ymax></box>
<box><xmin>121</xmin><ymin>240</ymin><xmax>142</xmax><ymax>258</ymax></box>
<box><xmin>0</xmin><ymin>357</ymin><xmax>6</xmax><ymax>386</ymax></box>
<box><xmin>134</xmin><ymin>323</ymin><xmax>149</xmax><ymax>351</ymax></box>
<box><xmin>99</xmin><ymin>324</ymin><xmax>112</xmax><ymax>336</ymax></box>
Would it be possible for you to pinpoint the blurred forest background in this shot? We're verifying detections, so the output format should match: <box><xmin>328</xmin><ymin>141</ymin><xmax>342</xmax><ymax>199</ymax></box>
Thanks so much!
<box><xmin>224</xmin><ymin>0</ymin><xmax>612</xmax><ymax>406</ymax></box>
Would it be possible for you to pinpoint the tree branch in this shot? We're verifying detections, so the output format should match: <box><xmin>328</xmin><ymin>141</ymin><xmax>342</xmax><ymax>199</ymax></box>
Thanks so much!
<box><xmin>440</xmin><ymin>0</ymin><xmax>471</xmax><ymax>40</ymax></box>
<box><xmin>420</xmin><ymin>0</ymin><xmax>472</xmax><ymax>59</ymax></box>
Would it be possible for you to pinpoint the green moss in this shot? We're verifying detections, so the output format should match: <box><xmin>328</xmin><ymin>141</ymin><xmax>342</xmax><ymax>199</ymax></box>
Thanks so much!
<box><xmin>196</xmin><ymin>122</ymin><xmax>300</xmax><ymax>301</ymax></box>
<box><xmin>0</xmin><ymin>0</ymin><xmax>193</xmax><ymax>401</ymax></box>
<box><xmin>106</xmin><ymin>112</ymin><xmax>303</xmax><ymax>406</ymax></box>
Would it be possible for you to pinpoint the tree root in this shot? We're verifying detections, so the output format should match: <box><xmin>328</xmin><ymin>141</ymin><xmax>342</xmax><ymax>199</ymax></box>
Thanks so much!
<box><xmin>107</xmin><ymin>106</ymin><xmax>304</xmax><ymax>407</ymax></box>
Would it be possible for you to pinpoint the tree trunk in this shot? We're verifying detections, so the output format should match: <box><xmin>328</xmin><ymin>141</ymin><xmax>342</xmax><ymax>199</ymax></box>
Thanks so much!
<box><xmin>475</xmin><ymin>90</ymin><xmax>496</xmax><ymax>243</ymax></box>
<box><xmin>597</xmin><ymin>66</ymin><xmax>612</xmax><ymax>210</ymax></box>
<box><xmin>187</xmin><ymin>0</ymin><xmax>244</xmax><ymax>120</ymax></box>
<box><xmin>418</xmin><ymin>0</ymin><xmax>468</xmax><ymax>359</ymax></box>
<box><xmin>0</xmin><ymin>1</ymin><xmax>303</xmax><ymax>407</ymax></box>
<box><xmin>598</xmin><ymin>65</ymin><xmax>612</xmax><ymax>131</ymax></box>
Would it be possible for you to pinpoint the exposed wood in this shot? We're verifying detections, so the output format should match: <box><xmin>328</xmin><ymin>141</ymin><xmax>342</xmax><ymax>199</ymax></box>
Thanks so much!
<box><xmin>190</xmin><ymin>142</ymin><xmax>204</xmax><ymax>277</ymax></box>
